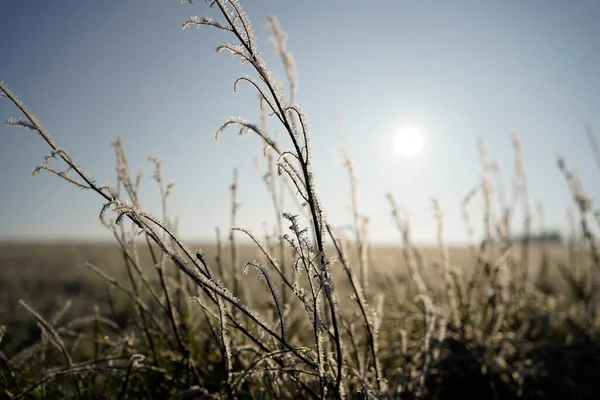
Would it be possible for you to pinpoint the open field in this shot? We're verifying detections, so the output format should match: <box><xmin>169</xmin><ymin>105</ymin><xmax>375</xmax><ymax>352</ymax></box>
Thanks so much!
<box><xmin>2</xmin><ymin>1</ymin><xmax>600</xmax><ymax>398</ymax></box>
<box><xmin>2</xmin><ymin>240</ymin><xmax>598</xmax><ymax>399</ymax></box>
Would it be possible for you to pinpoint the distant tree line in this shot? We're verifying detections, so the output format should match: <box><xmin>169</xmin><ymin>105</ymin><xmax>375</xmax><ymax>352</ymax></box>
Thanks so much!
<box><xmin>514</xmin><ymin>230</ymin><xmax>564</xmax><ymax>243</ymax></box>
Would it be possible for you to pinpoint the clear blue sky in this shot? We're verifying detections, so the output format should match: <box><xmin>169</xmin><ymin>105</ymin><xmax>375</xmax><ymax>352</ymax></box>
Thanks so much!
<box><xmin>1</xmin><ymin>0</ymin><xmax>599</xmax><ymax>244</ymax></box>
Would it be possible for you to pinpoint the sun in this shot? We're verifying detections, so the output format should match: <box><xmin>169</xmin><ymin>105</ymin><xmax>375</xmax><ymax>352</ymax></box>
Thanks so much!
<box><xmin>393</xmin><ymin>126</ymin><xmax>425</xmax><ymax>158</ymax></box>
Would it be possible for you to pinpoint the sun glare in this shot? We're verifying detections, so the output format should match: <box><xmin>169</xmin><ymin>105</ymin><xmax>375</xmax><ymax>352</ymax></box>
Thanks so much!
<box><xmin>393</xmin><ymin>126</ymin><xmax>425</xmax><ymax>158</ymax></box>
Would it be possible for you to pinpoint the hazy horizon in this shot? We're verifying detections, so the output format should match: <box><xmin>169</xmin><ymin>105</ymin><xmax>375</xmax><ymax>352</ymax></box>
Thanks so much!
<box><xmin>1</xmin><ymin>0</ymin><xmax>599</xmax><ymax>244</ymax></box>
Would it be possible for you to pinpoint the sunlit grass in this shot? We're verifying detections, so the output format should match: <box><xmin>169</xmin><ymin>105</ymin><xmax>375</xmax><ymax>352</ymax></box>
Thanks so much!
<box><xmin>1</xmin><ymin>1</ymin><xmax>600</xmax><ymax>399</ymax></box>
